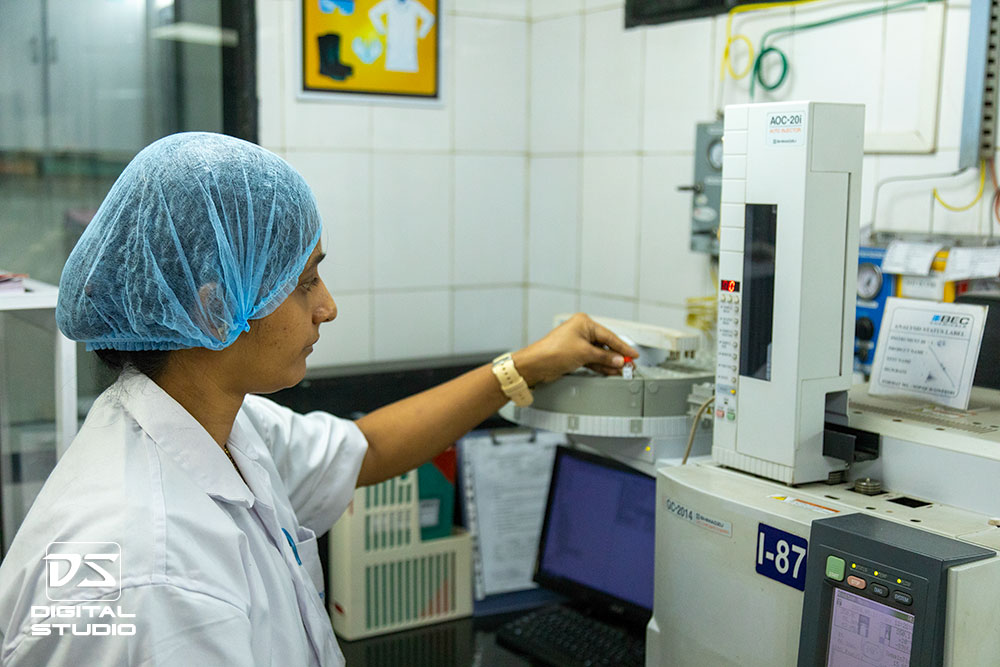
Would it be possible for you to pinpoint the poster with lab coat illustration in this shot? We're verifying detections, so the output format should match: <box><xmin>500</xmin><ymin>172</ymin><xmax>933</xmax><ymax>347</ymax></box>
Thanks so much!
<box><xmin>302</xmin><ymin>0</ymin><xmax>439</xmax><ymax>98</ymax></box>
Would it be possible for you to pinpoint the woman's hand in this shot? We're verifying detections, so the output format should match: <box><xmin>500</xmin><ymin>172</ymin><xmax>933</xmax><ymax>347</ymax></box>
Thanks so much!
<box><xmin>511</xmin><ymin>313</ymin><xmax>639</xmax><ymax>387</ymax></box>
<box><xmin>355</xmin><ymin>312</ymin><xmax>639</xmax><ymax>485</ymax></box>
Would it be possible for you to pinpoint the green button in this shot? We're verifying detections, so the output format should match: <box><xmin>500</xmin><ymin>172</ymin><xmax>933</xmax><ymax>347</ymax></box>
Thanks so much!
<box><xmin>726</xmin><ymin>411</ymin><xmax>736</xmax><ymax>421</ymax></box>
<box><xmin>826</xmin><ymin>556</ymin><xmax>845</xmax><ymax>581</ymax></box>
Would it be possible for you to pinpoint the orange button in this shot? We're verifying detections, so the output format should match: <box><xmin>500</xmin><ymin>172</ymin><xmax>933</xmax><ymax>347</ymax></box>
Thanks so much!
<box><xmin>847</xmin><ymin>575</ymin><xmax>866</xmax><ymax>590</ymax></box>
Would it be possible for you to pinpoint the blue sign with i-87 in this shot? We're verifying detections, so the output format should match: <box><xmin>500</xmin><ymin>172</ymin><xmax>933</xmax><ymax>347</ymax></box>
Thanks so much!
<box><xmin>756</xmin><ymin>523</ymin><xmax>808</xmax><ymax>591</ymax></box>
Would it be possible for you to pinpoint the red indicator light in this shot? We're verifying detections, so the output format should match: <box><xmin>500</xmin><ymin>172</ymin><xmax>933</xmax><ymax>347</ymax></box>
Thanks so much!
<box><xmin>721</xmin><ymin>280</ymin><xmax>739</xmax><ymax>293</ymax></box>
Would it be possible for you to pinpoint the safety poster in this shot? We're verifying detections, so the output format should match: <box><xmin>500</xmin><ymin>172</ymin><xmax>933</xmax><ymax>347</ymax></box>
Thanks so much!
<box><xmin>302</xmin><ymin>0</ymin><xmax>439</xmax><ymax>98</ymax></box>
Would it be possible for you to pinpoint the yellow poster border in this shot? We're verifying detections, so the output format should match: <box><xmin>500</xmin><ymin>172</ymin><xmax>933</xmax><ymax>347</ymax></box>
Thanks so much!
<box><xmin>300</xmin><ymin>0</ymin><xmax>440</xmax><ymax>101</ymax></box>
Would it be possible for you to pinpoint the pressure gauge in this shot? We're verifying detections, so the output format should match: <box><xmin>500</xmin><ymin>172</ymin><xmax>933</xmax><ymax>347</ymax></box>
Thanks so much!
<box><xmin>857</xmin><ymin>262</ymin><xmax>883</xmax><ymax>300</ymax></box>
<box><xmin>707</xmin><ymin>138</ymin><xmax>723</xmax><ymax>171</ymax></box>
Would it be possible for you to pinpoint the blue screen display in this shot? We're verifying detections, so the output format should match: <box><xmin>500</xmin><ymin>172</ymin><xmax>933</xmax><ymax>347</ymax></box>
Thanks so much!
<box><xmin>538</xmin><ymin>452</ymin><xmax>656</xmax><ymax>610</ymax></box>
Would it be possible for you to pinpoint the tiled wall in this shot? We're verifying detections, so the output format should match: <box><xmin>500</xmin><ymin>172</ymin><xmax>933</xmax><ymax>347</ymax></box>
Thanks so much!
<box><xmin>258</xmin><ymin>0</ymin><xmax>990</xmax><ymax>369</ymax></box>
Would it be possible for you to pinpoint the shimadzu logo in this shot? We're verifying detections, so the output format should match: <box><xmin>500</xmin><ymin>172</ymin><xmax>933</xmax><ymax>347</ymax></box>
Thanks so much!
<box><xmin>931</xmin><ymin>314</ymin><xmax>971</xmax><ymax>327</ymax></box>
<box><xmin>33</xmin><ymin>542</ymin><xmax>136</xmax><ymax>637</ymax></box>
<box><xmin>44</xmin><ymin>542</ymin><xmax>121</xmax><ymax>601</ymax></box>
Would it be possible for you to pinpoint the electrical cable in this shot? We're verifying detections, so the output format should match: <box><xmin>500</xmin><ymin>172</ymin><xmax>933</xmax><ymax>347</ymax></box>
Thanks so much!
<box><xmin>682</xmin><ymin>395</ymin><xmax>715</xmax><ymax>466</ymax></box>
<box><xmin>990</xmin><ymin>159</ymin><xmax>1000</xmax><ymax>230</ymax></box>
<box><xmin>721</xmin><ymin>34</ymin><xmax>756</xmax><ymax>80</ymax></box>
<box><xmin>745</xmin><ymin>0</ymin><xmax>943</xmax><ymax>100</ymax></box>
<box><xmin>720</xmin><ymin>0</ymin><xmax>820</xmax><ymax>85</ymax></box>
<box><xmin>932</xmin><ymin>161</ymin><xmax>986</xmax><ymax>212</ymax></box>
<box><xmin>868</xmin><ymin>166</ymin><xmax>970</xmax><ymax>232</ymax></box>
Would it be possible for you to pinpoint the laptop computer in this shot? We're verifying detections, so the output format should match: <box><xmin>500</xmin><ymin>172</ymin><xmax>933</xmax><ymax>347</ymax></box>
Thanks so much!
<box><xmin>496</xmin><ymin>445</ymin><xmax>655</xmax><ymax>666</ymax></box>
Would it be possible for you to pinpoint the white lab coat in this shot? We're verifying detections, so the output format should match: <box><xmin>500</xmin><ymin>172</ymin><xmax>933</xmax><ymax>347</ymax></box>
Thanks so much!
<box><xmin>369</xmin><ymin>0</ymin><xmax>435</xmax><ymax>73</ymax></box>
<box><xmin>0</xmin><ymin>371</ymin><xmax>368</xmax><ymax>666</ymax></box>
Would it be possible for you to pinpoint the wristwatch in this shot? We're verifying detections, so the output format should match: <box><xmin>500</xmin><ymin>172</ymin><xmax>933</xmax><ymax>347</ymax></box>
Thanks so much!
<box><xmin>491</xmin><ymin>353</ymin><xmax>533</xmax><ymax>407</ymax></box>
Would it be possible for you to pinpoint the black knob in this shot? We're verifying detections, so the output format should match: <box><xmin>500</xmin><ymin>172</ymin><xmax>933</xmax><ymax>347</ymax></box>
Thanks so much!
<box><xmin>855</xmin><ymin>317</ymin><xmax>875</xmax><ymax>341</ymax></box>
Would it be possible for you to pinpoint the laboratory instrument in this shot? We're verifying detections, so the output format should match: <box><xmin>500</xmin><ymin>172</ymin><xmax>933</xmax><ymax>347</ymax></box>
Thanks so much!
<box><xmin>855</xmin><ymin>246</ymin><xmax>896</xmax><ymax>379</ymax></box>
<box><xmin>500</xmin><ymin>316</ymin><xmax>712</xmax><ymax>474</ymax></box>
<box><xmin>681</xmin><ymin>120</ymin><xmax>724</xmax><ymax>256</ymax></box>
<box><xmin>647</xmin><ymin>101</ymin><xmax>1000</xmax><ymax>666</ymax></box>
<box><xmin>712</xmin><ymin>101</ymin><xmax>865</xmax><ymax>485</ymax></box>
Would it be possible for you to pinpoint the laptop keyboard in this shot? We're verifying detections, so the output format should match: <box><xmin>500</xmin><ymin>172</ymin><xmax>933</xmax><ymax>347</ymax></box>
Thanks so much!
<box><xmin>495</xmin><ymin>605</ymin><xmax>646</xmax><ymax>667</ymax></box>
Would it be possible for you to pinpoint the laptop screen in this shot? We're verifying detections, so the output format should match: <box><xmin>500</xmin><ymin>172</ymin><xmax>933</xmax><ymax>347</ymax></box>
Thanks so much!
<box><xmin>534</xmin><ymin>446</ymin><xmax>656</xmax><ymax>627</ymax></box>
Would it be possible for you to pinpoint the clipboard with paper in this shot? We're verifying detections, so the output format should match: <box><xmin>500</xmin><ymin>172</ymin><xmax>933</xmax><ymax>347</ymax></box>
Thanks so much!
<box><xmin>457</xmin><ymin>428</ymin><xmax>564</xmax><ymax>600</ymax></box>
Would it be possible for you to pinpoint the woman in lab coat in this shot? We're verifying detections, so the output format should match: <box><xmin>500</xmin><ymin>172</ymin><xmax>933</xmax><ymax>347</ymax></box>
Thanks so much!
<box><xmin>0</xmin><ymin>133</ymin><xmax>635</xmax><ymax>666</ymax></box>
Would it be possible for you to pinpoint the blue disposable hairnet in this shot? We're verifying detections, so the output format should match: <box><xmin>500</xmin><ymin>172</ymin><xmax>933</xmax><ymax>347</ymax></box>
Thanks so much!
<box><xmin>56</xmin><ymin>132</ymin><xmax>322</xmax><ymax>351</ymax></box>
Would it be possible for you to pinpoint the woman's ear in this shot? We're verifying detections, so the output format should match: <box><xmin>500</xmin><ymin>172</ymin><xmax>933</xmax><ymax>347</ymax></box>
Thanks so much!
<box><xmin>196</xmin><ymin>282</ymin><xmax>228</xmax><ymax>342</ymax></box>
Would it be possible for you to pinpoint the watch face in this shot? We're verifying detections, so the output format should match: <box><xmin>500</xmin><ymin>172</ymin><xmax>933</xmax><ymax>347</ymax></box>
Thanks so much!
<box><xmin>857</xmin><ymin>262</ymin><xmax>883</xmax><ymax>300</ymax></box>
<box><xmin>708</xmin><ymin>139</ymin><xmax>723</xmax><ymax>170</ymax></box>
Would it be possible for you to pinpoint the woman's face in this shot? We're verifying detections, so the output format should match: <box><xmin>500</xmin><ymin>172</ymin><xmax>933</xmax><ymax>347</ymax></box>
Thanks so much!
<box><xmin>222</xmin><ymin>243</ymin><xmax>336</xmax><ymax>394</ymax></box>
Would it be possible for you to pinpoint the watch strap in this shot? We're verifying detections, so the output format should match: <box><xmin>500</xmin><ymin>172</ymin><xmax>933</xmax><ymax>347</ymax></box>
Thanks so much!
<box><xmin>491</xmin><ymin>353</ymin><xmax>533</xmax><ymax>407</ymax></box>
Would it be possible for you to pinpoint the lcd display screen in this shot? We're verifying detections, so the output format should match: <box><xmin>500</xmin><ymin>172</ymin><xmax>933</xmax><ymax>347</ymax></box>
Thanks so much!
<box><xmin>826</xmin><ymin>587</ymin><xmax>914</xmax><ymax>667</ymax></box>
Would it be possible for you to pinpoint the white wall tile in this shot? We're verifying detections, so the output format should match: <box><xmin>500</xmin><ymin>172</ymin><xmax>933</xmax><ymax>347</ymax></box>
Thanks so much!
<box><xmin>373</xmin><ymin>289</ymin><xmax>451</xmax><ymax>360</ymax></box>
<box><xmin>307</xmin><ymin>292</ymin><xmax>372</xmax><ymax>367</ymax></box>
<box><xmin>529</xmin><ymin>157</ymin><xmax>580</xmax><ymax>289</ymax></box>
<box><xmin>453</xmin><ymin>0</ymin><xmax>528</xmax><ymax>19</ymax></box>
<box><xmin>454</xmin><ymin>17</ymin><xmax>528</xmax><ymax>151</ymax></box>
<box><xmin>785</xmin><ymin>3</ymin><xmax>884</xmax><ymax>132</ymax></box>
<box><xmin>453</xmin><ymin>287</ymin><xmax>525</xmax><ymax>353</ymax></box>
<box><xmin>283</xmin><ymin>102</ymin><xmax>373</xmax><ymax>151</ymax></box>
<box><xmin>256</xmin><ymin>0</ymin><xmax>285</xmax><ymax>149</ymax></box>
<box><xmin>280</xmin><ymin>1</ymin><xmax>372</xmax><ymax>151</ymax></box>
<box><xmin>530</xmin><ymin>15</ymin><xmax>583</xmax><ymax>153</ymax></box>
<box><xmin>583</xmin><ymin>0</ymin><xmax>620</xmax><ymax>11</ymax></box>
<box><xmin>580</xmin><ymin>293</ymin><xmax>635</xmax><ymax>320</ymax></box>
<box><xmin>530</xmin><ymin>0</ymin><xmax>583</xmax><ymax>21</ymax></box>
<box><xmin>527</xmin><ymin>287</ymin><xmax>578</xmax><ymax>341</ymax></box>
<box><xmin>580</xmin><ymin>156</ymin><xmax>639</xmax><ymax>297</ymax></box>
<box><xmin>637</xmin><ymin>302</ymin><xmax>690</xmax><ymax>332</ymax></box>
<box><xmin>582</xmin><ymin>8</ymin><xmax>642</xmax><ymax>151</ymax></box>
<box><xmin>372</xmin><ymin>13</ymin><xmax>454</xmax><ymax>151</ymax></box>
<box><xmin>454</xmin><ymin>155</ymin><xmax>527</xmax><ymax>284</ymax></box>
<box><xmin>372</xmin><ymin>154</ymin><xmax>452</xmax><ymax>288</ymax></box>
<box><xmin>373</xmin><ymin>106</ymin><xmax>452</xmax><ymax>151</ymax></box>
<box><xmin>642</xmin><ymin>17</ymin><xmax>716</xmax><ymax>153</ymax></box>
<box><xmin>879</xmin><ymin>4</ymin><xmax>947</xmax><ymax>142</ymax></box>
<box><xmin>286</xmin><ymin>151</ymin><xmax>372</xmax><ymax>293</ymax></box>
<box><xmin>638</xmin><ymin>156</ymin><xmax>715</xmax><ymax>306</ymax></box>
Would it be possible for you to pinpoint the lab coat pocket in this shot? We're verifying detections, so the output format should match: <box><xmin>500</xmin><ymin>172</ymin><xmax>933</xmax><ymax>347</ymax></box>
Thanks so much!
<box><xmin>294</xmin><ymin>525</ymin><xmax>326</xmax><ymax>600</ymax></box>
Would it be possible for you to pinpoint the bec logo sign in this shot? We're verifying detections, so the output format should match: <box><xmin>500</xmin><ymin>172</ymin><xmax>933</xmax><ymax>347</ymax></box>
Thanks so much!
<box><xmin>44</xmin><ymin>542</ymin><xmax>122</xmax><ymax>602</ymax></box>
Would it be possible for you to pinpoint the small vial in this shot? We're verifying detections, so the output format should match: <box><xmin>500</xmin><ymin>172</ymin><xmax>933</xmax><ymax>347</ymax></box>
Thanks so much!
<box><xmin>622</xmin><ymin>356</ymin><xmax>634</xmax><ymax>380</ymax></box>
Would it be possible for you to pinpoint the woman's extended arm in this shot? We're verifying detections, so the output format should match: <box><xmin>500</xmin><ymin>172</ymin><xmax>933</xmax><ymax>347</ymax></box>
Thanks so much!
<box><xmin>353</xmin><ymin>313</ymin><xmax>638</xmax><ymax>486</ymax></box>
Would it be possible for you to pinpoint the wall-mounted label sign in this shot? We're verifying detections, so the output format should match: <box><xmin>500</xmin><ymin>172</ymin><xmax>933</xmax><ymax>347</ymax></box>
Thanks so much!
<box><xmin>302</xmin><ymin>0</ymin><xmax>439</xmax><ymax>99</ymax></box>
<box><xmin>869</xmin><ymin>297</ymin><xmax>987</xmax><ymax>409</ymax></box>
